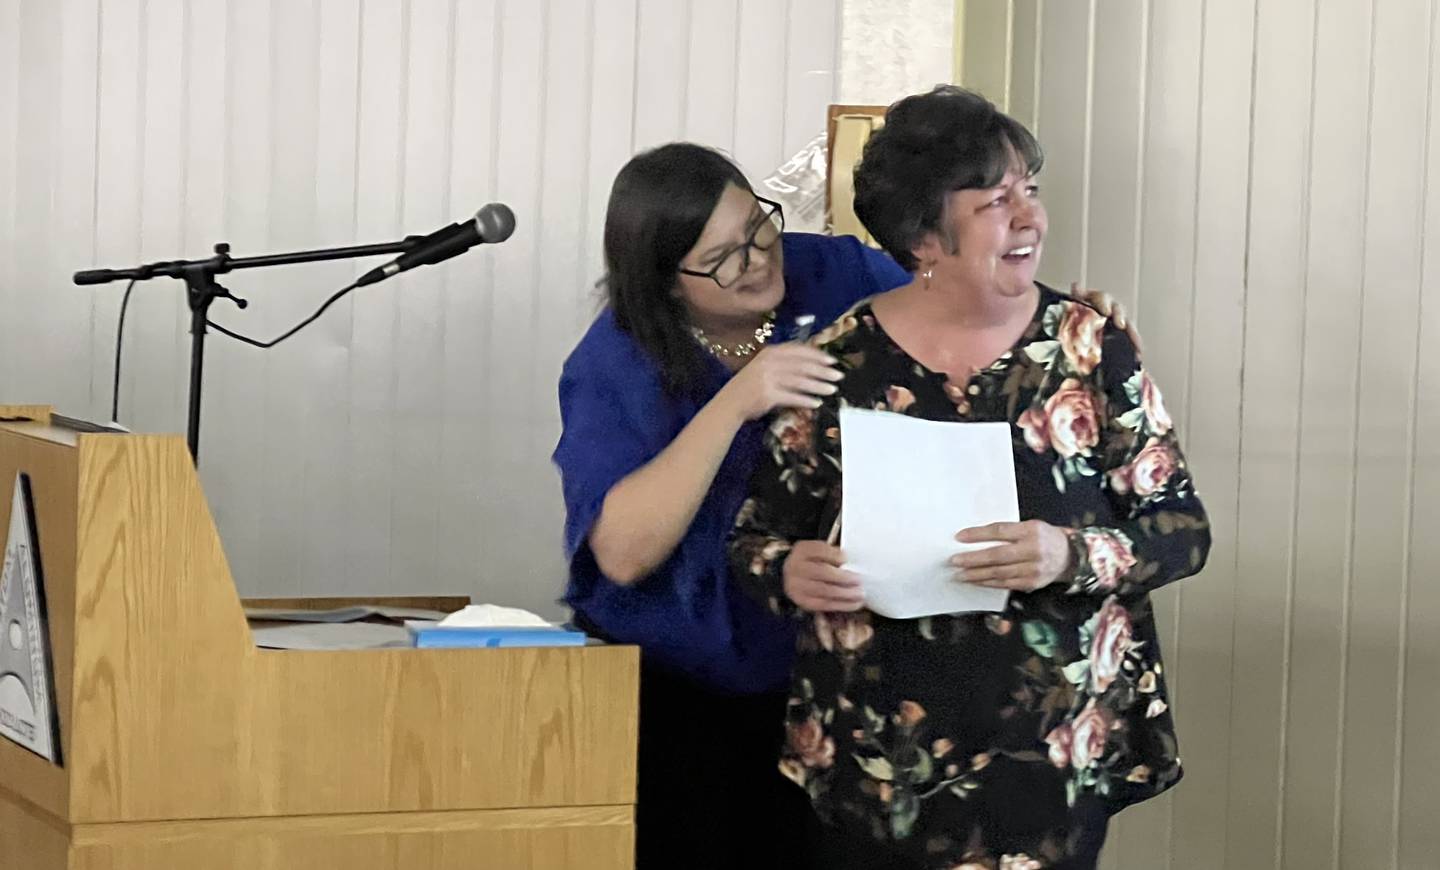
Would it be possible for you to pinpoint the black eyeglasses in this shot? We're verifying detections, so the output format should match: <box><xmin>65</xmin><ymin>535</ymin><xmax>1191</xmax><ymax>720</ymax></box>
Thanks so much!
<box><xmin>679</xmin><ymin>197</ymin><xmax>785</xmax><ymax>289</ymax></box>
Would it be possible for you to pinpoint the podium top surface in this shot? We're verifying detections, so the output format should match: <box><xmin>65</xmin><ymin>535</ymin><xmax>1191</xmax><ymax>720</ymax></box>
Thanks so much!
<box><xmin>0</xmin><ymin>414</ymin><xmax>78</xmax><ymax>448</ymax></box>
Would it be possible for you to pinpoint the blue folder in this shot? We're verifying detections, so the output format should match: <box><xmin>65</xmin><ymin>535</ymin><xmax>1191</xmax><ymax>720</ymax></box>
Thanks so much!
<box><xmin>407</xmin><ymin>624</ymin><xmax>588</xmax><ymax>649</ymax></box>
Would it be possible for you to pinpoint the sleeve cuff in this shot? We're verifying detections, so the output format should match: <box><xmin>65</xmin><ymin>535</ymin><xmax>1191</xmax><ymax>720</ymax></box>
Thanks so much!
<box><xmin>1064</xmin><ymin>528</ymin><xmax>1102</xmax><ymax>595</ymax></box>
<box><xmin>762</xmin><ymin>545</ymin><xmax>807</xmax><ymax>621</ymax></box>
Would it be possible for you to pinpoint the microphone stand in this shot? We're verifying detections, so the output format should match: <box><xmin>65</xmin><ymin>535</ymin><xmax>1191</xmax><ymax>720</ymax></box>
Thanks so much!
<box><xmin>74</xmin><ymin>235</ymin><xmax>429</xmax><ymax>464</ymax></box>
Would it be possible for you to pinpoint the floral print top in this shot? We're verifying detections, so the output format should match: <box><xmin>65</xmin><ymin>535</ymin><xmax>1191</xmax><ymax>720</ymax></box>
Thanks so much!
<box><xmin>728</xmin><ymin>285</ymin><xmax>1210</xmax><ymax>868</ymax></box>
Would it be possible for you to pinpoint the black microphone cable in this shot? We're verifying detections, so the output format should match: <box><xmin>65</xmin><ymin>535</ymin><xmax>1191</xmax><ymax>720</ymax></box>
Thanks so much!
<box><xmin>206</xmin><ymin>279</ymin><xmax>361</xmax><ymax>349</ymax></box>
<box><xmin>207</xmin><ymin>207</ymin><xmax>511</xmax><ymax>348</ymax></box>
<box><xmin>109</xmin><ymin>278</ymin><xmax>138</xmax><ymax>424</ymax></box>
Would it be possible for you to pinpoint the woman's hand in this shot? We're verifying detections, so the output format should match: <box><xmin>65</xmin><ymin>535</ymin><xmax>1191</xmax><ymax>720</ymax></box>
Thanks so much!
<box><xmin>719</xmin><ymin>344</ymin><xmax>843</xmax><ymax>422</ymax></box>
<box><xmin>782</xmin><ymin>540</ymin><xmax>865</xmax><ymax>612</ymax></box>
<box><xmin>1071</xmin><ymin>283</ymin><xmax>1144</xmax><ymax>355</ymax></box>
<box><xmin>951</xmin><ymin>520</ymin><xmax>1073</xmax><ymax>593</ymax></box>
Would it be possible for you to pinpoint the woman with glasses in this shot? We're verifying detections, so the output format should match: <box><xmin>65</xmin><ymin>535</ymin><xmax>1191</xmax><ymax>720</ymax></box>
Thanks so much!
<box><xmin>551</xmin><ymin>142</ymin><xmax>1137</xmax><ymax>869</ymax></box>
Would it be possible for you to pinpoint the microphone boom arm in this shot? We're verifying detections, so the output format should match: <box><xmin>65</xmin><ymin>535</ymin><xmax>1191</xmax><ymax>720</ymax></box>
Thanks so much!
<box><xmin>73</xmin><ymin>231</ymin><xmax>442</xmax><ymax>464</ymax></box>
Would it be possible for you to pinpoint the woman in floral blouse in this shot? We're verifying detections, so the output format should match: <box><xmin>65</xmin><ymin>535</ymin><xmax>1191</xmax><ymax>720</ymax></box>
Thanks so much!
<box><xmin>729</xmin><ymin>86</ymin><xmax>1210</xmax><ymax>870</ymax></box>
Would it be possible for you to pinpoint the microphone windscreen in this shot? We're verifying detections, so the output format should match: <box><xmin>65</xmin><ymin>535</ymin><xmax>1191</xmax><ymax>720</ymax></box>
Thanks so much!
<box><xmin>475</xmin><ymin>203</ymin><xmax>517</xmax><ymax>244</ymax></box>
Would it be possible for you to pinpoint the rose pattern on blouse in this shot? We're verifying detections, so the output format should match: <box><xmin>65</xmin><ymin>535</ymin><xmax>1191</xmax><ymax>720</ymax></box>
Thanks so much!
<box><xmin>730</xmin><ymin>287</ymin><xmax>1210</xmax><ymax>868</ymax></box>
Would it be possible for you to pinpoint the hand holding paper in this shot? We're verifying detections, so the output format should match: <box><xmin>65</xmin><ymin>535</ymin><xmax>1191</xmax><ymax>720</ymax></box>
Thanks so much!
<box><xmin>950</xmin><ymin>519</ymin><xmax>1075</xmax><ymax>592</ymax></box>
<box><xmin>838</xmin><ymin>408</ymin><xmax>1018</xmax><ymax>618</ymax></box>
<box><xmin>781</xmin><ymin>539</ymin><xmax>865</xmax><ymax>612</ymax></box>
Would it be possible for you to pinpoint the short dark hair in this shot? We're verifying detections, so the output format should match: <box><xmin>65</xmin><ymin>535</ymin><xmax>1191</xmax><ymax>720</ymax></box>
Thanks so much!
<box><xmin>853</xmin><ymin>86</ymin><xmax>1044</xmax><ymax>272</ymax></box>
<box><xmin>602</xmin><ymin>143</ymin><xmax>751</xmax><ymax>396</ymax></box>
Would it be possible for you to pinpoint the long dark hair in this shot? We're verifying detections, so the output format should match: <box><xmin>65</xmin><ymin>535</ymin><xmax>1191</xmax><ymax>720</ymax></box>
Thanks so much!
<box><xmin>602</xmin><ymin>143</ymin><xmax>752</xmax><ymax>397</ymax></box>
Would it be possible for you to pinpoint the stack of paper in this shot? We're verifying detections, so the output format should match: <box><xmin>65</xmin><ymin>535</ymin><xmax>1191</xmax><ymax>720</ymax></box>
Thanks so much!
<box><xmin>245</xmin><ymin>604</ymin><xmax>448</xmax><ymax>650</ymax></box>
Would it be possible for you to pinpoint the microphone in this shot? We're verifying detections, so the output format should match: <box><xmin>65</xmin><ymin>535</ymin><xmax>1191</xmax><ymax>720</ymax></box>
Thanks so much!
<box><xmin>354</xmin><ymin>202</ymin><xmax>516</xmax><ymax>288</ymax></box>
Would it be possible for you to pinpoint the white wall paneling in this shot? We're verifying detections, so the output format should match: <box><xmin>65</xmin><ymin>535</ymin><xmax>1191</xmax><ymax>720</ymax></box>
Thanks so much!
<box><xmin>962</xmin><ymin>0</ymin><xmax>1440</xmax><ymax>866</ymax></box>
<box><xmin>0</xmin><ymin>0</ymin><xmax>843</xmax><ymax>614</ymax></box>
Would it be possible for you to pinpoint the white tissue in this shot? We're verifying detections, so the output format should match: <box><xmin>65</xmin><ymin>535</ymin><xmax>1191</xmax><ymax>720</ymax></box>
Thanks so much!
<box><xmin>437</xmin><ymin>604</ymin><xmax>555</xmax><ymax>629</ymax></box>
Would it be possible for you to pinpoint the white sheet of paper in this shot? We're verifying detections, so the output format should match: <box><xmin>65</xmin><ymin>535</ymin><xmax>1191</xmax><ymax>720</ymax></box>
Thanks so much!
<box><xmin>839</xmin><ymin>407</ymin><xmax>1017</xmax><ymax>618</ymax></box>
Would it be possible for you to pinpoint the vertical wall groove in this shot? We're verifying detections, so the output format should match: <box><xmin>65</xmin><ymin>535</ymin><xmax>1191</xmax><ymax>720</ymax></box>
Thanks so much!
<box><xmin>1181</xmin><ymin>0</ymin><xmax>1206</xmax><ymax>435</ymax></box>
<box><xmin>1334</xmin><ymin>1</ymin><xmax>1382</xmax><ymax>864</ymax></box>
<box><xmin>626</xmin><ymin>0</ymin><xmax>641</xmax><ymax>151</ymax></box>
<box><xmin>427</xmin><ymin>0</ymin><xmax>461</xmax><ymax>564</ymax></box>
<box><xmin>678</xmin><ymin>0</ymin><xmax>693</xmax><ymax>134</ymax></box>
<box><xmin>173</xmin><ymin>0</ymin><xmax>193</xmax><ymax>419</ymax></box>
<box><xmin>1002</xmin><ymin>0</ymin><xmax>1015</xmax><ymax>110</ymax></box>
<box><xmin>86</xmin><ymin>0</ymin><xmax>106</xmax><ymax>415</ymax></box>
<box><xmin>575</xmin><ymin>0</ymin><xmax>599</xmax><ymax>309</ymax></box>
<box><xmin>1175</xmin><ymin>9</ymin><xmax>1207</xmax><ymax>853</ymax></box>
<box><xmin>1399</xmin><ymin>0</ymin><xmax>1440</xmax><ymax>859</ymax></box>
<box><xmin>778</xmin><ymin>0</ymin><xmax>793</xmax><ymax>157</ymax></box>
<box><xmin>1077</xmin><ymin>0</ymin><xmax>1094</xmax><ymax>284</ymax></box>
<box><xmin>344</xmin><ymin>0</ymin><xmax>367</xmax><ymax>457</ymax></box>
<box><xmin>1274</xmin><ymin>0</ymin><xmax>1324</xmax><ymax>862</ymax></box>
<box><xmin>1031</xmin><ymin>0</ymin><xmax>1042</xmax><ymax>136</ymax></box>
<box><xmin>1392</xmin><ymin>2</ymin><xmax>1438</xmax><ymax>864</ymax></box>
<box><xmin>1130</xmin><ymin>0</ymin><xmax>1150</xmax><ymax>311</ymax></box>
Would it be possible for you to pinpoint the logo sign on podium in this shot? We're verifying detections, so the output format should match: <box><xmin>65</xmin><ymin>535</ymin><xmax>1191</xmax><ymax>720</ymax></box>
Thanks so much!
<box><xmin>0</xmin><ymin>473</ymin><xmax>62</xmax><ymax>764</ymax></box>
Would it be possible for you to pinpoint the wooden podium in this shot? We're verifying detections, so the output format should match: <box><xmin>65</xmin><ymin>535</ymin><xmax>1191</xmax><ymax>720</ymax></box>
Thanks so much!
<box><xmin>0</xmin><ymin>407</ymin><xmax>639</xmax><ymax>870</ymax></box>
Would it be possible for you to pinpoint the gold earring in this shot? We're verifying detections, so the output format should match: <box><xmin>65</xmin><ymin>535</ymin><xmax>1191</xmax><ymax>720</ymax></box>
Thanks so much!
<box><xmin>922</xmin><ymin>267</ymin><xmax>934</xmax><ymax>290</ymax></box>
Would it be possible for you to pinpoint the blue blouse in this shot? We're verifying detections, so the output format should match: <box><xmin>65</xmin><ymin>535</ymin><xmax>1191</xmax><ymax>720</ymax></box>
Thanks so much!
<box><xmin>552</xmin><ymin>233</ymin><xmax>909</xmax><ymax>695</ymax></box>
